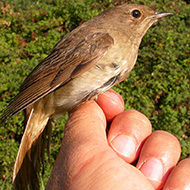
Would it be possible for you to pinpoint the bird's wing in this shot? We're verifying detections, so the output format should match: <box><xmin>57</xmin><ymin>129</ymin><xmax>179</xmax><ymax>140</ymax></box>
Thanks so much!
<box><xmin>1</xmin><ymin>31</ymin><xmax>114</xmax><ymax>123</ymax></box>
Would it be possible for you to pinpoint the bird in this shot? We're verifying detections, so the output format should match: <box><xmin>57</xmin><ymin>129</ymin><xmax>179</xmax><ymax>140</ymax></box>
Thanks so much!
<box><xmin>0</xmin><ymin>3</ymin><xmax>172</xmax><ymax>190</ymax></box>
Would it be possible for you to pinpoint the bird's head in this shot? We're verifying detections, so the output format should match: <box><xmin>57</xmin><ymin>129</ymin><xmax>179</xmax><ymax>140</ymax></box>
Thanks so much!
<box><xmin>98</xmin><ymin>4</ymin><xmax>172</xmax><ymax>39</ymax></box>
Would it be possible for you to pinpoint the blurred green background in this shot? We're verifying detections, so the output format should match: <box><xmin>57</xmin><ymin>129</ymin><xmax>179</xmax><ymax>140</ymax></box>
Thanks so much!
<box><xmin>0</xmin><ymin>0</ymin><xmax>189</xmax><ymax>189</ymax></box>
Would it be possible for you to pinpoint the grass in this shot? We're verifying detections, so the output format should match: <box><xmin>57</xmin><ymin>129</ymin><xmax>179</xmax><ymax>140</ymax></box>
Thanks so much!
<box><xmin>0</xmin><ymin>0</ymin><xmax>189</xmax><ymax>189</ymax></box>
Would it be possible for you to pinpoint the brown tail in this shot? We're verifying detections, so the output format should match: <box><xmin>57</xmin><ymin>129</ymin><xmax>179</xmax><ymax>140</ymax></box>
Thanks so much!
<box><xmin>13</xmin><ymin>105</ymin><xmax>52</xmax><ymax>190</ymax></box>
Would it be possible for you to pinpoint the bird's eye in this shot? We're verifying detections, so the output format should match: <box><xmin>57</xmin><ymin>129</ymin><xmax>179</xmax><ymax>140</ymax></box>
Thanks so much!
<box><xmin>131</xmin><ymin>9</ymin><xmax>141</xmax><ymax>18</ymax></box>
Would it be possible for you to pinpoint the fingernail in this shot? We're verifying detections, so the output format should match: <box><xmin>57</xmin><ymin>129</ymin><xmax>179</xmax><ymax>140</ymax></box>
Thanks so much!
<box><xmin>104</xmin><ymin>91</ymin><xmax>124</xmax><ymax>110</ymax></box>
<box><xmin>139</xmin><ymin>158</ymin><xmax>163</xmax><ymax>182</ymax></box>
<box><xmin>111</xmin><ymin>135</ymin><xmax>136</xmax><ymax>157</ymax></box>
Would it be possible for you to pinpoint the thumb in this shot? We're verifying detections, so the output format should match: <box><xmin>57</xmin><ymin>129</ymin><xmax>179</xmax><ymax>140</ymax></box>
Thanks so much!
<box><xmin>66</xmin><ymin>100</ymin><xmax>108</xmax><ymax>148</ymax></box>
<box><xmin>47</xmin><ymin>100</ymin><xmax>108</xmax><ymax>189</ymax></box>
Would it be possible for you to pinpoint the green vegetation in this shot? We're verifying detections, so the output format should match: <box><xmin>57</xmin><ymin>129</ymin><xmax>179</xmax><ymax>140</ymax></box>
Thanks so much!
<box><xmin>0</xmin><ymin>0</ymin><xmax>189</xmax><ymax>189</ymax></box>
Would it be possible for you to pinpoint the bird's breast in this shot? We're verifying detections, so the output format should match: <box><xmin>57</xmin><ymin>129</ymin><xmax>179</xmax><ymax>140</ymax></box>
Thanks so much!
<box><xmin>52</xmin><ymin>41</ymin><xmax>138</xmax><ymax>116</ymax></box>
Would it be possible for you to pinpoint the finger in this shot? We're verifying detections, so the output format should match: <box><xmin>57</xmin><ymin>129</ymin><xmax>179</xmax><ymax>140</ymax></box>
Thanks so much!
<box><xmin>96</xmin><ymin>89</ymin><xmax>124</xmax><ymax>122</ymax></box>
<box><xmin>163</xmin><ymin>158</ymin><xmax>190</xmax><ymax>189</ymax></box>
<box><xmin>108</xmin><ymin>110</ymin><xmax>152</xmax><ymax>163</ymax></box>
<box><xmin>47</xmin><ymin>101</ymin><xmax>108</xmax><ymax>188</ymax></box>
<box><xmin>136</xmin><ymin>131</ymin><xmax>181</xmax><ymax>190</ymax></box>
<box><xmin>65</xmin><ymin>100</ymin><xmax>107</xmax><ymax>150</ymax></box>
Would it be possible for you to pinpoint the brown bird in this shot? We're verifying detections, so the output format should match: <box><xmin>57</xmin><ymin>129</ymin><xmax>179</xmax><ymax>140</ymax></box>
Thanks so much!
<box><xmin>0</xmin><ymin>4</ymin><xmax>172</xmax><ymax>190</ymax></box>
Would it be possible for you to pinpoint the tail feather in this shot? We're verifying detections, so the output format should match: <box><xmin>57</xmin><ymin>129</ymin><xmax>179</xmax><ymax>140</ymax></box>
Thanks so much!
<box><xmin>13</xmin><ymin>106</ymin><xmax>52</xmax><ymax>190</ymax></box>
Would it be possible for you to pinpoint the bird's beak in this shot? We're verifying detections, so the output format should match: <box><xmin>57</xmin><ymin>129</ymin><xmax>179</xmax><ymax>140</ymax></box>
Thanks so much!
<box><xmin>152</xmin><ymin>12</ymin><xmax>173</xmax><ymax>19</ymax></box>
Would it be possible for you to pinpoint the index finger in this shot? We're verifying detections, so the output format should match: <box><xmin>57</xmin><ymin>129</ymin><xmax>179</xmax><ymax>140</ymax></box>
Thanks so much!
<box><xmin>96</xmin><ymin>89</ymin><xmax>124</xmax><ymax>121</ymax></box>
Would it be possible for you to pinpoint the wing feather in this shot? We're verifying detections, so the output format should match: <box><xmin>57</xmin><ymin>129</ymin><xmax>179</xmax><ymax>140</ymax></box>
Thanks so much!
<box><xmin>0</xmin><ymin>29</ymin><xmax>114</xmax><ymax>124</ymax></box>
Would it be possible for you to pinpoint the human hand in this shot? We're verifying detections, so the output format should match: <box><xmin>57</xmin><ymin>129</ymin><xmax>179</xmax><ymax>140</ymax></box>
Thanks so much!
<box><xmin>46</xmin><ymin>89</ymin><xmax>190</xmax><ymax>190</ymax></box>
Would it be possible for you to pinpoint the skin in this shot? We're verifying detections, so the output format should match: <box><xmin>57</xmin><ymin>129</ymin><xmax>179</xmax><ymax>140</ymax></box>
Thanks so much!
<box><xmin>46</xmin><ymin>89</ymin><xmax>190</xmax><ymax>190</ymax></box>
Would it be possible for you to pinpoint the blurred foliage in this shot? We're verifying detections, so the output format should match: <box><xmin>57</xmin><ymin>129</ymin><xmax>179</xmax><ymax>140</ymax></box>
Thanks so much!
<box><xmin>0</xmin><ymin>0</ymin><xmax>189</xmax><ymax>189</ymax></box>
